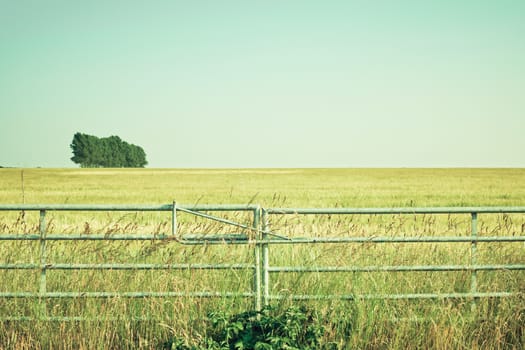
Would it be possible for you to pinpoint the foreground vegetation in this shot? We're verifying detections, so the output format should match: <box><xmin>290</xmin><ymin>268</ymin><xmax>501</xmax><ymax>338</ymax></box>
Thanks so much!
<box><xmin>0</xmin><ymin>168</ymin><xmax>524</xmax><ymax>349</ymax></box>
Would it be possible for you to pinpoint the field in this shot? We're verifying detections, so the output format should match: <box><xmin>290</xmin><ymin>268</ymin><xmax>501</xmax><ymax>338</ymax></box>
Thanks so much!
<box><xmin>2</xmin><ymin>168</ymin><xmax>525</xmax><ymax>207</ymax></box>
<box><xmin>0</xmin><ymin>168</ymin><xmax>524</xmax><ymax>349</ymax></box>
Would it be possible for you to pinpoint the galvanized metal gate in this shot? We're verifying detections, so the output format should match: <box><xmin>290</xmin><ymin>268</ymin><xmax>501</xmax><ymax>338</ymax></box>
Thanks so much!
<box><xmin>1</xmin><ymin>203</ymin><xmax>524</xmax><ymax>320</ymax></box>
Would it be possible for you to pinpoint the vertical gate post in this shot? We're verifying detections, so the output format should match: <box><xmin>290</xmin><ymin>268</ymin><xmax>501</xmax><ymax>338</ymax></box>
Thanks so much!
<box><xmin>261</xmin><ymin>209</ymin><xmax>270</xmax><ymax>307</ymax></box>
<box><xmin>253</xmin><ymin>206</ymin><xmax>262</xmax><ymax>311</ymax></box>
<box><xmin>470</xmin><ymin>212</ymin><xmax>478</xmax><ymax>311</ymax></box>
<box><xmin>172</xmin><ymin>201</ymin><xmax>177</xmax><ymax>237</ymax></box>
<box><xmin>39</xmin><ymin>209</ymin><xmax>47</xmax><ymax>317</ymax></box>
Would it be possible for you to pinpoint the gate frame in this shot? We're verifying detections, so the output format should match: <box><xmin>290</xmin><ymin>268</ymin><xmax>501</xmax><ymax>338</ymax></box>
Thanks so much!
<box><xmin>1</xmin><ymin>204</ymin><xmax>524</xmax><ymax>320</ymax></box>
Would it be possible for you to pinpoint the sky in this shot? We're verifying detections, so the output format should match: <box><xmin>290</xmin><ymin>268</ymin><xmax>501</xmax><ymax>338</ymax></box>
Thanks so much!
<box><xmin>1</xmin><ymin>1</ymin><xmax>524</xmax><ymax>168</ymax></box>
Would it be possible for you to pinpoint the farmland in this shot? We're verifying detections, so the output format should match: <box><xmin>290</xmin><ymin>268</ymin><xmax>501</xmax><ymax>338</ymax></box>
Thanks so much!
<box><xmin>2</xmin><ymin>168</ymin><xmax>525</xmax><ymax>207</ymax></box>
<box><xmin>0</xmin><ymin>168</ymin><xmax>524</xmax><ymax>349</ymax></box>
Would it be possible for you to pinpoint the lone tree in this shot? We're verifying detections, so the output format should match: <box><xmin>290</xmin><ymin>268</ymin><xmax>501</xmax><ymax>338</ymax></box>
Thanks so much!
<box><xmin>70</xmin><ymin>132</ymin><xmax>147</xmax><ymax>168</ymax></box>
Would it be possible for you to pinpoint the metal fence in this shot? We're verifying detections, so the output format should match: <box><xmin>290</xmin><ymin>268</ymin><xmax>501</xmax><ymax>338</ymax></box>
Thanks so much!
<box><xmin>1</xmin><ymin>203</ymin><xmax>524</xmax><ymax>320</ymax></box>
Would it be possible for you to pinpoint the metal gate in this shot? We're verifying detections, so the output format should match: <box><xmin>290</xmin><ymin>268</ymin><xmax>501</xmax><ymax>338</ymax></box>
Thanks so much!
<box><xmin>1</xmin><ymin>203</ymin><xmax>524</xmax><ymax>320</ymax></box>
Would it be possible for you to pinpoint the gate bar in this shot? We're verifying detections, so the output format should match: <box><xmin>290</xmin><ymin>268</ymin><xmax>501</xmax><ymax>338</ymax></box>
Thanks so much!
<box><xmin>267</xmin><ymin>207</ymin><xmax>525</xmax><ymax>214</ymax></box>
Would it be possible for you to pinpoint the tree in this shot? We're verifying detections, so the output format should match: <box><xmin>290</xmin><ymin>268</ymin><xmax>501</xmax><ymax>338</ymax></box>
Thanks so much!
<box><xmin>70</xmin><ymin>132</ymin><xmax>147</xmax><ymax>168</ymax></box>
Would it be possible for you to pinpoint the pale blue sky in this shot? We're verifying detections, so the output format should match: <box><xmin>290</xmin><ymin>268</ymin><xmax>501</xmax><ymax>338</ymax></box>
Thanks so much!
<box><xmin>1</xmin><ymin>1</ymin><xmax>524</xmax><ymax>168</ymax></box>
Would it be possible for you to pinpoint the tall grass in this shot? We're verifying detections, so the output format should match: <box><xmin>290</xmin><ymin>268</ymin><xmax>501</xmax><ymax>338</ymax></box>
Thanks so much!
<box><xmin>0</xmin><ymin>168</ymin><xmax>524</xmax><ymax>349</ymax></box>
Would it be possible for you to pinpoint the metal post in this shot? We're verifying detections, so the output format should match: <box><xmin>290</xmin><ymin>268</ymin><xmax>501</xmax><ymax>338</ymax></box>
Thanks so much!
<box><xmin>470</xmin><ymin>212</ymin><xmax>478</xmax><ymax>312</ymax></box>
<box><xmin>262</xmin><ymin>209</ymin><xmax>270</xmax><ymax>307</ymax></box>
<box><xmin>253</xmin><ymin>206</ymin><xmax>262</xmax><ymax>311</ymax></box>
<box><xmin>172</xmin><ymin>201</ymin><xmax>177</xmax><ymax>236</ymax></box>
<box><xmin>39</xmin><ymin>209</ymin><xmax>47</xmax><ymax>317</ymax></box>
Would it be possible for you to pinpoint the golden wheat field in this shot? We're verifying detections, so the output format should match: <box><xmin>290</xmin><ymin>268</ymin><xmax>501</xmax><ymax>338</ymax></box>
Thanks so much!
<box><xmin>1</xmin><ymin>167</ymin><xmax>525</xmax><ymax>206</ymax></box>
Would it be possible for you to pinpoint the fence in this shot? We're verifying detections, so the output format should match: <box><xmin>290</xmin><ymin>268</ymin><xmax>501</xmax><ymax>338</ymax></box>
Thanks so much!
<box><xmin>1</xmin><ymin>203</ymin><xmax>524</xmax><ymax>320</ymax></box>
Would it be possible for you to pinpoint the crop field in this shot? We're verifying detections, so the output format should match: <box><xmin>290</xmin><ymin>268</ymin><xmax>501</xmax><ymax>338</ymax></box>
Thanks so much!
<box><xmin>0</xmin><ymin>168</ymin><xmax>524</xmax><ymax>349</ymax></box>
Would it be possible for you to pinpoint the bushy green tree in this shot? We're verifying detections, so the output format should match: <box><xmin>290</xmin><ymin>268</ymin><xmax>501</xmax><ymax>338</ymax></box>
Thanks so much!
<box><xmin>70</xmin><ymin>132</ymin><xmax>147</xmax><ymax>168</ymax></box>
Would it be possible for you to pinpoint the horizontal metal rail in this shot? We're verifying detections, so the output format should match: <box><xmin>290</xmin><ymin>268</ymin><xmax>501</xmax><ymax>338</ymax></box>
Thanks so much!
<box><xmin>267</xmin><ymin>292</ymin><xmax>520</xmax><ymax>301</ymax></box>
<box><xmin>2</xmin><ymin>316</ymin><xmax>168</xmax><ymax>322</ymax></box>
<box><xmin>2</xmin><ymin>263</ymin><xmax>522</xmax><ymax>272</ymax></box>
<box><xmin>258</xmin><ymin>236</ymin><xmax>525</xmax><ymax>244</ymax></box>
<box><xmin>161</xmin><ymin>235</ymin><xmax>525</xmax><ymax>245</ymax></box>
<box><xmin>0</xmin><ymin>291</ymin><xmax>254</xmax><ymax>298</ymax></box>
<box><xmin>267</xmin><ymin>206</ymin><xmax>525</xmax><ymax>214</ymax></box>
<box><xmin>3</xmin><ymin>204</ymin><xmax>525</xmax><ymax>214</ymax></box>
<box><xmin>268</xmin><ymin>264</ymin><xmax>525</xmax><ymax>273</ymax></box>
<box><xmin>0</xmin><ymin>263</ymin><xmax>255</xmax><ymax>270</ymax></box>
<box><xmin>1</xmin><ymin>234</ymin><xmax>524</xmax><ymax>243</ymax></box>
<box><xmin>0</xmin><ymin>204</ymin><xmax>258</xmax><ymax>212</ymax></box>
<box><xmin>1</xmin><ymin>292</ymin><xmax>518</xmax><ymax>300</ymax></box>
<box><xmin>0</xmin><ymin>234</ymin><xmax>172</xmax><ymax>241</ymax></box>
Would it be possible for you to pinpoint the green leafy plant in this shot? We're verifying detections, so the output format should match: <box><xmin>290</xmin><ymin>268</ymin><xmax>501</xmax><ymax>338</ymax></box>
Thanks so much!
<box><xmin>162</xmin><ymin>305</ymin><xmax>329</xmax><ymax>350</ymax></box>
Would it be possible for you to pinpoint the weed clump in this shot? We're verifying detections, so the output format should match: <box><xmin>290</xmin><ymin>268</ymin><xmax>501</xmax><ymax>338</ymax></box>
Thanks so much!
<box><xmin>163</xmin><ymin>305</ymin><xmax>331</xmax><ymax>350</ymax></box>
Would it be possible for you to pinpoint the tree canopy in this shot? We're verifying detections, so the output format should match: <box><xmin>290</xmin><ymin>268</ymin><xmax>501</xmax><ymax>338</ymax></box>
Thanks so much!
<box><xmin>70</xmin><ymin>132</ymin><xmax>147</xmax><ymax>168</ymax></box>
